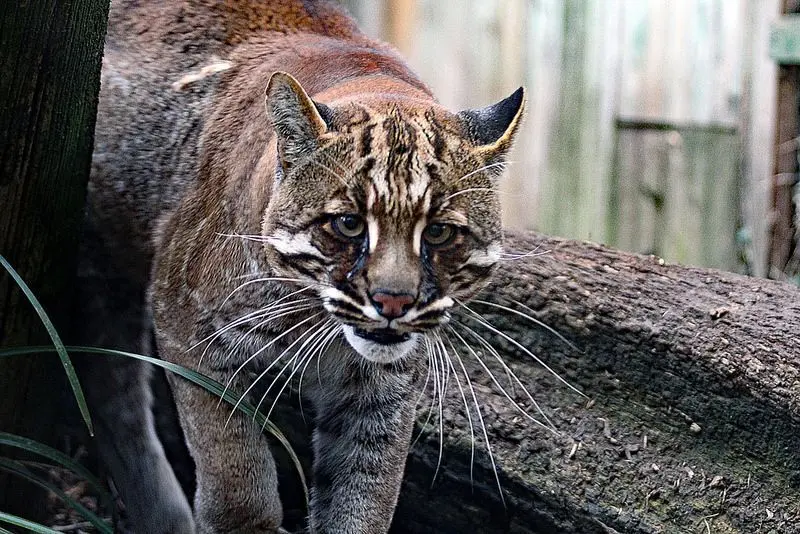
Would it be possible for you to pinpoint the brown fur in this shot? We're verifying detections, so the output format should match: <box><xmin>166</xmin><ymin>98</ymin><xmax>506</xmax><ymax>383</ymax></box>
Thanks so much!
<box><xmin>79</xmin><ymin>1</ymin><xmax>524</xmax><ymax>532</ymax></box>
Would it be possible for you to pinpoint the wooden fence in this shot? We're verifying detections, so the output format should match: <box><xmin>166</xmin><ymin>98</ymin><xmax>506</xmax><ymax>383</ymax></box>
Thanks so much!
<box><xmin>342</xmin><ymin>0</ymin><xmax>780</xmax><ymax>274</ymax></box>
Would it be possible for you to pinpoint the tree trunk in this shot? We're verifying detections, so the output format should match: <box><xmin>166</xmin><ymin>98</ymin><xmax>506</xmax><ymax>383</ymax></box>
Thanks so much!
<box><xmin>380</xmin><ymin>230</ymin><xmax>800</xmax><ymax>533</ymax></box>
<box><xmin>0</xmin><ymin>0</ymin><xmax>109</xmax><ymax>517</ymax></box>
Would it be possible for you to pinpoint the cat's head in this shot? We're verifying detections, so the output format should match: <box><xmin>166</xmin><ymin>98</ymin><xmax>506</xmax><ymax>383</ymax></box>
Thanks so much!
<box><xmin>262</xmin><ymin>72</ymin><xmax>524</xmax><ymax>363</ymax></box>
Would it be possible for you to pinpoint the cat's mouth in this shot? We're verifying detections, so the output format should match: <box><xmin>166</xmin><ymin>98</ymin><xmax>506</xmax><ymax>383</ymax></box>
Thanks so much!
<box><xmin>353</xmin><ymin>327</ymin><xmax>410</xmax><ymax>345</ymax></box>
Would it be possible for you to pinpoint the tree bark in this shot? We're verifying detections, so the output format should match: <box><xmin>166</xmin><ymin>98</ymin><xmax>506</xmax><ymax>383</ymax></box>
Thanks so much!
<box><xmin>379</xmin><ymin>230</ymin><xmax>800</xmax><ymax>533</ymax></box>
<box><xmin>0</xmin><ymin>0</ymin><xmax>109</xmax><ymax>517</ymax></box>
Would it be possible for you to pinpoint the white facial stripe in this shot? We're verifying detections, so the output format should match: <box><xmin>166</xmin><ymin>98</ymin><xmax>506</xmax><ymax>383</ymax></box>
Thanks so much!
<box><xmin>408</xmin><ymin>173</ymin><xmax>429</xmax><ymax>204</ymax></box>
<box><xmin>367</xmin><ymin>215</ymin><xmax>379</xmax><ymax>254</ymax></box>
<box><xmin>343</xmin><ymin>326</ymin><xmax>419</xmax><ymax>363</ymax></box>
<box><xmin>321</xmin><ymin>287</ymin><xmax>358</xmax><ymax>307</ymax></box>
<box><xmin>401</xmin><ymin>296</ymin><xmax>454</xmax><ymax>323</ymax></box>
<box><xmin>412</xmin><ymin>218</ymin><xmax>426</xmax><ymax>257</ymax></box>
<box><xmin>267</xmin><ymin>230</ymin><xmax>328</xmax><ymax>261</ymax></box>
<box><xmin>321</xmin><ymin>287</ymin><xmax>382</xmax><ymax>321</ymax></box>
<box><xmin>462</xmin><ymin>242</ymin><xmax>502</xmax><ymax>268</ymax></box>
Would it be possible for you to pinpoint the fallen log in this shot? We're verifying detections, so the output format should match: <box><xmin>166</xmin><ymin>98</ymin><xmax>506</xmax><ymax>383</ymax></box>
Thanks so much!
<box><xmin>382</xmin><ymin>230</ymin><xmax>800</xmax><ymax>534</ymax></box>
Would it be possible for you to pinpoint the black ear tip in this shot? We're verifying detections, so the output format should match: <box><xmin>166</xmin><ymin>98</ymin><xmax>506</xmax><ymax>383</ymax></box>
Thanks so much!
<box><xmin>499</xmin><ymin>87</ymin><xmax>525</xmax><ymax>122</ymax></box>
<box><xmin>510</xmin><ymin>86</ymin><xmax>525</xmax><ymax>109</ymax></box>
<box><xmin>457</xmin><ymin>86</ymin><xmax>526</xmax><ymax>148</ymax></box>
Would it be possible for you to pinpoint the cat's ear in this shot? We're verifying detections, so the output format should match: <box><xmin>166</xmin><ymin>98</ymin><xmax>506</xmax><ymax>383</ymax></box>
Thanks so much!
<box><xmin>265</xmin><ymin>71</ymin><xmax>333</xmax><ymax>169</ymax></box>
<box><xmin>457</xmin><ymin>87</ymin><xmax>525</xmax><ymax>160</ymax></box>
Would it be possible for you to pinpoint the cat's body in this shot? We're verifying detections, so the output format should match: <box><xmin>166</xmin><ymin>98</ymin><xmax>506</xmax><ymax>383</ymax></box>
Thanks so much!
<box><xmin>78</xmin><ymin>1</ymin><xmax>523</xmax><ymax>532</ymax></box>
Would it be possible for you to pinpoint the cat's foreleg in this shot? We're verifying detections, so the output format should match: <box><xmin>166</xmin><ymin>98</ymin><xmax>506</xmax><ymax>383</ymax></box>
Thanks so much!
<box><xmin>159</xmin><ymin>338</ymin><xmax>284</xmax><ymax>534</ymax></box>
<box><xmin>308</xmin><ymin>360</ymin><xmax>418</xmax><ymax>534</ymax></box>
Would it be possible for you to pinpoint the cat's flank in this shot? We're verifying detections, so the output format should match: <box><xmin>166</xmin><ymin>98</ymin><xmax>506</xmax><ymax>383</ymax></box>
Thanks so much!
<box><xmin>79</xmin><ymin>1</ymin><xmax>524</xmax><ymax>532</ymax></box>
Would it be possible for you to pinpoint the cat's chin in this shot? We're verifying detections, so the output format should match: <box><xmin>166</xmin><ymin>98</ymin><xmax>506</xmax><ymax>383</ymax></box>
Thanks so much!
<box><xmin>343</xmin><ymin>325</ymin><xmax>420</xmax><ymax>364</ymax></box>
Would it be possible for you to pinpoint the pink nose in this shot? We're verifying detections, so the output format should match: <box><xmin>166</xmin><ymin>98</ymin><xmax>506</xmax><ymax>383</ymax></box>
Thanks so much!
<box><xmin>370</xmin><ymin>291</ymin><xmax>415</xmax><ymax>319</ymax></box>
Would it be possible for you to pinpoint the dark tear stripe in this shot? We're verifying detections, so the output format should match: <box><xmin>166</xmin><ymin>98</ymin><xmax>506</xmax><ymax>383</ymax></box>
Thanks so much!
<box><xmin>274</xmin><ymin>252</ymin><xmax>330</xmax><ymax>278</ymax></box>
<box><xmin>346</xmin><ymin>236</ymin><xmax>370</xmax><ymax>281</ymax></box>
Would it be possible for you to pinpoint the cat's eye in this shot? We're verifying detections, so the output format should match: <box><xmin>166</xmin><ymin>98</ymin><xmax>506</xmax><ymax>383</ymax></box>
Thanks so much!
<box><xmin>331</xmin><ymin>214</ymin><xmax>366</xmax><ymax>240</ymax></box>
<box><xmin>423</xmin><ymin>223</ymin><xmax>455</xmax><ymax>247</ymax></box>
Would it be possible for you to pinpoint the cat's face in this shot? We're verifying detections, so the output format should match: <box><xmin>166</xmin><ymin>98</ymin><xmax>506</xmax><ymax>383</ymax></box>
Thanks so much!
<box><xmin>262</xmin><ymin>73</ymin><xmax>523</xmax><ymax>363</ymax></box>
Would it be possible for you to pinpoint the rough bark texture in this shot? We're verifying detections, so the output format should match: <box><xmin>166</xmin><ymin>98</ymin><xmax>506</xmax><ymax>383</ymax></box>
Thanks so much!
<box><xmin>0</xmin><ymin>0</ymin><xmax>109</xmax><ymax>516</ymax></box>
<box><xmin>272</xmin><ymin>230</ymin><xmax>800</xmax><ymax>534</ymax></box>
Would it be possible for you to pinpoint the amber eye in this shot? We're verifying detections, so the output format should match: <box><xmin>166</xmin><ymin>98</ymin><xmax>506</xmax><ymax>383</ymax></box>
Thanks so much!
<box><xmin>332</xmin><ymin>214</ymin><xmax>366</xmax><ymax>239</ymax></box>
<box><xmin>423</xmin><ymin>223</ymin><xmax>455</xmax><ymax>247</ymax></box>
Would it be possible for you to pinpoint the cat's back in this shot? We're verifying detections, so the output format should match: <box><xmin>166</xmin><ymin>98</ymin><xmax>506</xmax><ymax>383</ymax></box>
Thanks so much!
<box><xmin>89</xmin><ymin>0</ymin><xmax>364</xmax><ymax>280</ymax></box>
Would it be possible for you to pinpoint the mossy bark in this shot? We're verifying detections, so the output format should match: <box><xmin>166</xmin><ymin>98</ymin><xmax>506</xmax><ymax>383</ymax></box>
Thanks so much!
<box><xmin>0</xmin><ymin>0</ymin><xmax>109</xmax><ymax>518</ymax></box>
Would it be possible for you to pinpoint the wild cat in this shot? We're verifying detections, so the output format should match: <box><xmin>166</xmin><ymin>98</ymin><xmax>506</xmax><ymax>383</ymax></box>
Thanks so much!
<box><xmin>78</xmin><ymin>0</ymin><xmax>526</xmax><ymax>532</ymax></box>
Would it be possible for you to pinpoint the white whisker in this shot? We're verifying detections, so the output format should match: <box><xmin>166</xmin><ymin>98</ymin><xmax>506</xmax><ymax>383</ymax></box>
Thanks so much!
<box><xmin>219</xmin><ymin>281</ymin><xmax>312</xmax><ymax>310</ymax></box>
<box><xmin>436</xmin><ymin>332</ymin><xmax>476</xmax><ymax>486</ymax></box>
<box><xmin>215</xmin><ymin>231</ymin><xmax>269</xmax><ymax>243</ymax></box>
<box><xmin>258</xmin><ymin>320</ymin><xmax>337</xmax><ymax>426</ymax></box>
<box><xmin>442</xmin><ymin>187</ymin><xmax>498</xmax><ymax>204</ymax></box>
<box><xmin>449</xmin><ymin>323</ymin><xmax>554</xmax><ymax>432</ymax></box>
<box><xmin>499</xmin><ymin>245</ymin><xmax>551</xmax><ymax>261</ymax></box>
<box><xmin>221</xmin><ymin>312</ymin><xmax>325</xmax><ymax>421</ymax></box>
<box><xmin>187</xmin><ymin>292</ymin><xmax>318</xmax><ymax>354</ymax></box>
<box><xmin>198</xmin><ymin>302</ymin><xmax>319</xmax><ymax>369</ymax></box>
<box><xmin>473</xmin><ymin>298</ymin><xmax>580</xmax><ymax>353</ymax></box>
<box><xmin>297</xmin><ymin>323</ymin><xmax>342</xmax><ymax>422</ymax></box>
<box><xmin>429</xmin><ymin>336</ymin><xmax>446</xmax><ymax>487</ymax></box>
<box><xmin>444</xmin><ymin>330</ymin><xmax>506</xmax><ymax>507</ymax></box>
<box><xmin>454</xmin><ymin>161</ymin><xmax>512</xmax><ymax>183</ymax></box>
<box><xmin>410</xmin><ymin>338</ymin><xmax>438</xmax><ymax>450</ymax></box>
<box><xmin>455</xmin><ymin>300</ymin><xmax>585</xmax><ymax>397</ymax></box>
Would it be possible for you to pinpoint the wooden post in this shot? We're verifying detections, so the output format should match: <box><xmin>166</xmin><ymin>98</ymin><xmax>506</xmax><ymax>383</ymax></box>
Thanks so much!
<box><xmin>0</xmin><ymin>0</ymin><xmax>110</xmax><ymax>518</ymax></box>
<box><xmin>384</xmin><ymin>0</ymin><xmax>417</xmax><ymax>57</ymax></box>
<box><xmin>768</xmin><ymin>2</ymin><xmax>800</xmax><ymax>278</ymax></box>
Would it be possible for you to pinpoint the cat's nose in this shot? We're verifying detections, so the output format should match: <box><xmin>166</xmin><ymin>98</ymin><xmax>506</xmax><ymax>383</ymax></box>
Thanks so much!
<box><xmin>369</xmin><ymin>290</ymin><xmax>415</xmax><ymax>319</ymax></box>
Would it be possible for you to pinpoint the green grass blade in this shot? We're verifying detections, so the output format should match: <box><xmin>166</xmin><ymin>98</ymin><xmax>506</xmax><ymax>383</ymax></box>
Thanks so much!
<box><xmin>0</xmin><ymin>432</ymin><xmax>110</xmax><ymax>504</ymax></box>
<box><xmin>0</xmin><ymin>512</ymin><xmax>62</xmax><ymax>534</ymax></box>
<box><xmin>0</xmin><ymin>458</ymin><xmax>112</xmax><ymax>534</ymax></box>
<box><xmin>0</xmin><ymin>255</ymin><xmax>93</xmax><ymax>436</ymax></box>
<box><xmin>0</xmin><ymin>345</ymin><xmax>309</xmax><ymax>507</ymax></box>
